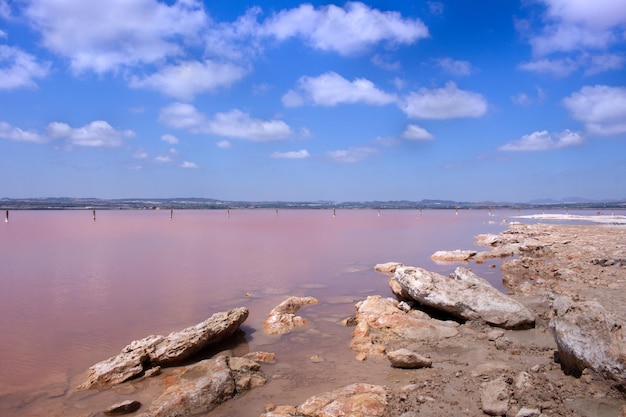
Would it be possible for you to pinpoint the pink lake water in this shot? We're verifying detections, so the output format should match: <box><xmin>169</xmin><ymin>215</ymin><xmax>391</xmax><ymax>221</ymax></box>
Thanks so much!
<box><xmin>0</xmin><ymin>208</ymin><xmax>609</xmax><ymax>416</ymax></box>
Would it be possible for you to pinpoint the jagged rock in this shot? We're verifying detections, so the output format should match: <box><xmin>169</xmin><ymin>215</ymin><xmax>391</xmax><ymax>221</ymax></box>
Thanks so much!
<box><xmin>393</xmin><ymin>266</ymin><xmax>535</xmax><ymax>329</ymax></box>
<box><xmin>550</xmin><ymin>295</ymin><xmax>626</xmax><ymax>382</ymax></box>
<box><xmin>78</xmin><ymin>307</ymin><xmax>249</xmax><ymax>389</ymax></box>
<box><xmin>480</xmin><ymin>375</ymin><xmax>510</xmax><ymax>416</ymax></box>
<box><xmin>515</xmin><ymin>407</ymin><xmax>541</xmax><ymax>417</ymax></box>
<box><xmin>297</xmin><ymin>383</ymin><xmax>390</xmax><ymax>417</ymax></box>
<box><xmin>387</xmin><ymin>348</ymin><xmax>432</xmax><ymax>369</ymax></box>
<box><xmin>430</xmin><ymin>249</ymin><xmax>477</xmax><ymax>262</ymax></box>
<box><xmin>263</xmin><ymin>296</ymin><xmax>318</xmax><ymax>335</ymax></box>
<box><xmin>139</xmin><ymin>354</ymin><xmax>266</xmax><ymax>417</ymax></box>
<box><xmin>350</xmin><ymin>295</ymin><xmax>458</xmax><ymax>359</ymax></box>
<box><xmin>374</xmin><ymin>262</ymin><xmax>404</xmax><ymax>273</ymax></box>
<box><xmin>103</xmin><ymin>400</ymin><xmax>141</xmax><ymax>415</ymax></box>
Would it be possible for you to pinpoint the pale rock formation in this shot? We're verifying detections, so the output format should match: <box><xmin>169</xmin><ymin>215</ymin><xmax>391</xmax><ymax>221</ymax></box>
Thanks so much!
<box><xmin>263</xmin><ymin>296</ymin><xmax>318</xmax><ymax>335</ymax></box>
<box><xmin>480</xmin><ymin>375</ymin><xmax>511</xmax><ymax>416</ymax></box>
<box><xmin>393</xmin><ymin>266</ymin><xmax>535</xmax><ymax>329</ymax></box>
<box><xmin>386</xmin><ymin>348</ymin><xmax>432</xmax><ymax>369</ymax></box>
<box><xmin>349</xmin><ymin>295</ymin><xmax>459</xmax><ymax>359</ymax></box>
<box><xmin>138</xmin><ymin>354</ymin><xmax>265</xmax><ymax>417</ymax></box>
<box><xmin>374</xmin><ymin>262</ymin><xmax>404</xmax><ymax>273</ymax></box>
<box><xmin>430</xmin><ymin>249</ymin><xmax>477</xmax><ymax>262</ymax></box>
<box><xmin>78</xmin><ymin>307</ymin><xmax>249</xmax><ymax>389</ymax></box>
<box><xmin>550</xmin><ymin>295</ymin><xmax>626</xmax><ymax>383</ymax></box>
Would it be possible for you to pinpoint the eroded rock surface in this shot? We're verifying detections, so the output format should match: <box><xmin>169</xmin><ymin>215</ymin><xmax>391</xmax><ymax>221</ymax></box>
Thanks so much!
<box><xmin>79</xmin><ymin>307</ymin><xmax>249</xmax><ymax>389</ymax></box>
<box><xmin>263</xmin><ymin>296</ymin><xmax>318</xmax><ymax>335</ymax></box>
<box><xmin>139</xmin><ymin>354</ymin><xmax>266</xmax><ymax>417</ymax></box>
<box><xmin>393</xmin><ymin>266</ymin><xmax>535</xmax><ymax>329</ymax></box>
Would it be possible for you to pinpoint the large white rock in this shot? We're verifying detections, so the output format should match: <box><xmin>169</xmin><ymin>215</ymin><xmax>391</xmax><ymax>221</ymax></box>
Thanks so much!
<box><xmin>393</xmin><ymin>266</ymin><xmax>535</xmax><ymax>329</ymax></box>
<box><xmin>550</xmin><ymin>295</ymin><xmax>626</xmax><ymax>383</ymax></box>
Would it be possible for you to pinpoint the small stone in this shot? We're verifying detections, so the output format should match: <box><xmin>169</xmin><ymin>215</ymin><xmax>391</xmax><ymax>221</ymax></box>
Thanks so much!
<box><xmin>103</xmin><ymin>400</ymin><xmax>141</xmax><ymax>416</ymax></box>
<box><xmin>515</xmin><ymin>407</ymin><xmax>541</xmax><ymax>417</ymax></box>
<box><xmin>387</xmin><ymin>348</ymin><xmax>432</xmax><ymax>369</ymax></box>
<box><xmin>310</xmin><ymin>354</ymin><xmax>324</xmax><ymax>363</ymax></box>
<box><xmin>480</xmin><ymin>376</ymin><xmax>510</xmax><ymax>416</ymax></box>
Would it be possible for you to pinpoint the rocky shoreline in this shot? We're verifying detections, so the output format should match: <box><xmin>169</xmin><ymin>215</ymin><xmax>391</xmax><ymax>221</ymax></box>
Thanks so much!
<box><xmin>3</xmin><ymin>221</ymin><xmax>625</xmax><ymax>416</ymax></box>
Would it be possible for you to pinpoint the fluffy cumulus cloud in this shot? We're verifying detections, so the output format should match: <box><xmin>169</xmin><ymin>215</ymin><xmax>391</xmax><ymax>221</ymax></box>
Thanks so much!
<box><xmin>400</xmin><ymin>82</ymin><xmax>487</xmax><ymax>119</ymax></box>
<box><xmin>262</xmin><ymin>2</ymin><xmax>429</xmax><ymax>56</ymax></box>
<box><xmin>402</xmin><ymin>124</ymin><xmax>434</xmax><ymax>140</ymax></box>
<box><xmin>283</xmin><ymin>72</ymin><xmax>398</xmax><ymax>107</ymax></box>
<box><xmin>519</xmin><ymin>0</ymin><xmax>626</xmax><ymax>76</ymax></box>
<box><xmin>562</xmin><ymin>85</ymin><xmax>626</xmax><ymax>135</ymax></box>
<box><xmin>327</xmin><ymin>146</ymin><xmax>377</xmax><ymax>163</ymax></box>
<box><xmin>130</xmin><ymin>60</ymin><xmax>248</xmax><ymax>100</ymax></box>
<box><xmin>23</xmin><ymin>0</ymin><xmax>207</xmax><ymax>74</ymax></box>
<box><xmin>270</xmin><ymin>149</ymin><xmax>310</xmax><ymax>159</ymax></box>
<box><xmin>499</xmin><ymin>130</ymin><xmax>584</xmax><ymax>151</ymax></box>
<box><xmin>47</xmin><ymin>120</ymin><xmax>135</xmax><ymax>147</ymax></box>
<box><xmin>0</xmin><ymin>45</ymin><xmax>50</xmax><ymax>89</ymax></box>
<box><xmin>160</xmin><ymin>103</ymin><xmax>292</xmax><ymax>141</ymax></box>
<box><xmin>0</xmin><ymin>121</ymin><xmax>47</xmax><ymax>143</ymax></box>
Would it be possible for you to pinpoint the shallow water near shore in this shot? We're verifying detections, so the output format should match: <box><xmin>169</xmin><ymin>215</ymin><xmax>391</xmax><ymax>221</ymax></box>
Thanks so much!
<box><xmin>0</xmin><ymin>208</ymin><xmax>621</xmax><ymax>416</ymax></box>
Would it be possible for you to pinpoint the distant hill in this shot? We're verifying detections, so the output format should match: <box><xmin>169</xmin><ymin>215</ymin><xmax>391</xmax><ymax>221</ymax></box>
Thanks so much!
<box><xmin>1</xmin><ymin>197</ymin><xmax>625</xmax><ymax>210</ymax></box>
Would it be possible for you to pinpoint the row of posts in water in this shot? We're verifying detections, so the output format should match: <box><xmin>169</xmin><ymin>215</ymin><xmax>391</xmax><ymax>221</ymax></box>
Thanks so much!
<box><xmin>4</xmin><ymin>207</ymin><xmax>608</xmax><ymax>224</ymax></box>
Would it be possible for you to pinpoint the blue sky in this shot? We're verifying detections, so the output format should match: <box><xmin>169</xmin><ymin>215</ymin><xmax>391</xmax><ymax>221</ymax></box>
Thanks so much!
<box><xmin>1</xmin><ymin>0</ymin><xmax>625</xmax><ymax>202</ymax></box>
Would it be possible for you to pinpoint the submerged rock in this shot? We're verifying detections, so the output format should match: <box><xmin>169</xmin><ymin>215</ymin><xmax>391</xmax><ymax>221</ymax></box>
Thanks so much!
<box><xmin>393</xmin><ymin>266</ymin><xmax>535</xmax><ymax>329</ymax></box>
<box><xmin>430</xmin><ymin>249</ymin><xmax>477</xmax><ymax>263</ymax></box>
<box><xmin>78</xmin><ymin>307</ymin><xmax>249</xmax><ymax>390</ymax></box>
<box><xmin>263</xmin><ymin>296</ymin><xmax>318</xmax><ymax>335</ymax></box>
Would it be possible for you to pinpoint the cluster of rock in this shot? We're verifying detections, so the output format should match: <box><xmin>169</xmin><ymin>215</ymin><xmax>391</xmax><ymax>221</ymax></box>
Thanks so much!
<box><xmin>74</xmin><ymin>222</ymin><xmax>625</xmax><ymax>417</ymax></box>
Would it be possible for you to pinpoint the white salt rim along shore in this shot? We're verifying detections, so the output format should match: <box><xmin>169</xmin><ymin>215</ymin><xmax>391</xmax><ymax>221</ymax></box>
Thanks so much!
<box><xmin>514</xmin><ymin>214</ymin><xmax>626</xmax><ymax>225</ymax></box>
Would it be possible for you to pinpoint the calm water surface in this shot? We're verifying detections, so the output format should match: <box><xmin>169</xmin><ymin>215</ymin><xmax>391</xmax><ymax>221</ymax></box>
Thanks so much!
<box><xmin>0</xmin><ymin>208</ymin><xmax>602</xmax><ymax>415</ymax></box>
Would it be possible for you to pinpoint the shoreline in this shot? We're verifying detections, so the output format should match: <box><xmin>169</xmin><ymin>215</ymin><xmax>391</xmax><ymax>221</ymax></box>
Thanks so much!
<box><xmin>1</xmin><ymin>218</ymin><xmax>625</xmax><ymax>416</ymax></box>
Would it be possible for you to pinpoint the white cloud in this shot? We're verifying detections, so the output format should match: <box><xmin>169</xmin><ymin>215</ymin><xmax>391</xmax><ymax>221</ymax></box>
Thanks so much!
<box><xmin>47</xmin><ymin>120</ymin><xmax>135</xmax><ymax>147</ymax></box>
<box><xmin>0</xmin><ymin>121</ymin><xmax>47</xmax><ymax>143</ymax></box>
<box><xmin>0</xmin><ymin>45</ymin><xmax>50</xmax><ymax>89</ymax></box>
<box><xmin>400</xmin><ymin>82</ymin><xmax>487</xmax><ymax>119</ymax></box>
<box><xmin>511</xmin><ymin>93</ymin><xmax>531</xmax><ymax>106</ymax></box>
<box><xmin>0</xmin><ymin>0</ymin><xmax>10</xmax><ymax>19</ymax></box>
<box><xmin>563</xmin><ymin>85</ymin><xmax>626</xmax><ymax>135</ymax></box>
<box><xmin>541</xmin><ymin>0</ymin><xmax>626</xmax><ymax>30</ymax></box>
<box><xmin>161</xmin><ymin>134</ymin><xmax>179</xmax><ymax>144</ymax></box>
<box><xmin>216</xmin><ymin>140</ymin><xmax>231</xmax><ymax>149</ymax></box>
<box><xmin>327</xmin><ymin>146</ymin><xmax>377</xmax><ymax>163</ymax></box>
<box><xmin>283</xmin><ymin>72</ymin><xmax>398</xmax><ymax>107</ymax></box>
<box><xmin>130</xmin><ymin>60</ymin><xmax>248</xmax><ymax>100</ymax></box>
<box><xmin>402</xmin><ymin>124</ymin><xmax>434</xmax><ymax>140</ymax></box>
<box><xmin>24</xmin><ymin>0</ymin><xmax>207</xmax><ymax>74</ymax></box>
<box><xmin>262</xmin><ymin>2</ymin><xmax>429</xmax><ymax>55</ymax></box>
<box><xmin>434</xmin><ymin>57</ymin><xmax>471</xmax><ymax>76</ymax></box>
<box><xmin>271</xmin><ymin>149</ymin><xmax>310</xmax><ymax>159</ymax></box>
<box><xmin>207</xmin><ymin>109</ymin><xmax>292</xmax><ymax>141</ymax></box>
<box><xmin>160</xmin><ymin>103</ymin><xmax>292</xmax><ymax>141</ymax></box>
<box><xmin>518</xmin><ymin>58</ymin><xmax>578</xmax><ymax>77</ymax></box>
<box><xmin>499</xmin><ymin>130</ymin><xmax>584</xmax><ymax>151</ymax></box>
<box><xmin>181</xmin><ymin>161</ymin><xmax>199</xmax><ymax>168</ymax></box>
<box><xmin>585</xmin><ymin>53</ymin><xmax>626</xmax><ymax>75</ymax></box>
<box><xmin>159</xmin><ymin>102</ymin><xmax>206</xmax><ymax>129</ymax></box>
<box><xmin>155</xmin><ymin>155</ymin><xmax>172</xmax><ymax>163</ymax></box>
<box><xmin>371</xmin><ymin>54</ymin><xmax>401</xmax><ymax>71</ymax></box>
<box><xmin>133</xmin><ymin>150</ymin><xmax>149</xmax><ymax>159</ymax></box>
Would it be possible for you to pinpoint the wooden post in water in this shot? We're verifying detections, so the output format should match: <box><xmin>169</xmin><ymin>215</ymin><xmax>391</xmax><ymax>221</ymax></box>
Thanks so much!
<box><xmin>4</xmin><ymin>210</ymin><xmax>8</xmax><ymax>223</ymax></box>
<box><xmin>170</xmin><ymin>208</ymin><xmax>173</xmax><ymax>219</ymax></box>
<box><xmin>92</xmin><ymin>209</ymin><xmax>96</xmax><ymax>221</ymax></box>
<box><xmin>332</xmin><ymin>208</ymin><xmax>336</xmax><ymax>217</ymax></box>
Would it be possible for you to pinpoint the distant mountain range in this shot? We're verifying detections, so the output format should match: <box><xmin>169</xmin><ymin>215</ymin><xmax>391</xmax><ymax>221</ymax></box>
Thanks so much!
<box><xmin>1</xmin><ymin>197</ymin><xmax>625</xmax><ymax>210</ymax></box>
